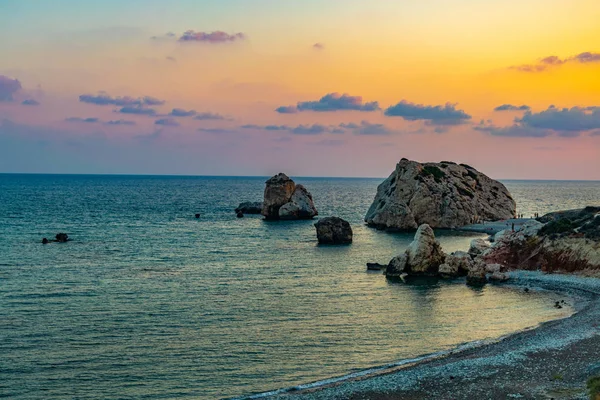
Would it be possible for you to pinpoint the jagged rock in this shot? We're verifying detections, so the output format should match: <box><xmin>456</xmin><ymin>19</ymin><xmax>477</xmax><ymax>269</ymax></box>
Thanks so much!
<box><xmin>405</xmin><ymin>224</ymin><xmax>446</xmax><ymax>275</ymax></box>
<box><xmin>235</xmin><ymin>202</ymin><xmax>263</xmax><ymax>214</ymax></box>
<box><xmin>262</xmin><ymin>173</ymin><xmax>297</xmax><ymax>220</ymax></box>
<box><xmin>261</xmin><ymin>174</ymin><xmax>318</xmax><ymax>220</ymax></box>
<box><xmin>485</xmin><ymin>263</ymin><xmax>503</xmax><ymax>274</ymax></box>
<box><xmin>482</xmin><ymin>208</ymin><xmax>600</xmax><ymax>273</ymax></box>
<box><xmin>489</xmin><ymin>272</ymin><xmax>510</xmax><ymax>282</ymax></box>
<box><xmin>365</xmin><ymin>159</ymin><xmax>516</xmax><ymax>230</ymax></box>
<box><xmin>438</xmin><ymin>263</ymin><xmax>457</xmax><ymax>279</ymax></box>
<box><xmin>386</xmin><ymin>254</ymin><xmax>408</xmax><ymax>277</ymax></box>
<box><xmin>315</xmin><ymin>217</ymin><xmax>352</xmax><ymax>244</ymax></box>
<box><xmin>469</xmin><ymin>238</ymin><xmax>490</xmax><ymax>259</ymax></box>
<box><xmin>444</xmin><ymin>251</ymin><xmax>473</xmax><ymax>277</ymax></box>
<box><xmin>466</xmin><ymin>263</ymin><xmax>488</xmax><ymax>286</ymax></box>
<box><xmin>279</xmin><ymin>185</ymin><xmax>318</xmax><ymax>220</ymax></box>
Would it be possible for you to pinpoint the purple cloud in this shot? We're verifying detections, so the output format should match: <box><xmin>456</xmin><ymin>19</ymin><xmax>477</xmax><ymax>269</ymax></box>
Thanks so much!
<box><xmin>179</xmin><ymin>30</ymin><xmax>245</xmax><ymax>43</ymax></box>
<box><xmin>22</xmin><ymin>99</ymin><xmax>40</xmax><ymax>106</ymax></box>
<box><xmin>275</xmin><ymin>106</ymin><xmax>298</xmax><ymax>114</ymax></box>
<box><xmin>106</xmin><ymin>119</ymin><xmax>136</xmax><ymax>126</ymax></box>
<box><xmin>79</xmin><ymin>93</ymin><xmax>165</xmax><ymax>106</ymax></box>
<box><xmin>0</xmin><ymin>75</ymin><xmax>22</xmax><ymax>101</ymax></box>
<box><xmin>340</xmin><ymin>121</ymin><xmax>392</xmax><ymax>135</ymax></box>
<box><xmin>170</xmin><ymin>108</ymin><xmax>197</xmax><ymax>117</ymax></box>
<box><xmin>384</xmin><ymin>101</ymin><xmax>472</xmax><ymax>125</ymax></box>
<box><xmin>155</xmin><ymin>118</ymin><xmax>180</xmax><ymax>127</ymax></box>
<box><xmin>494</xmin><ymin>104</ymin><xmax>531</xmax><ymax>112</ymax></box>
<box><xmin>194</xmin><ymin>112</ymin><xmax>229</xmax><ymax>120</ymax></box>
<box><xmin>510</xmin><ymin>51</ymin><xmax>600</xmax><ymax>73</ymax></box>
<box><xmin>277</xmin><ymin>93</ymin><xmax>380</xmax><ymax>113</ymax></box>
<box><xmin>241</xmin><ymin>123</ymin><xmax>338</xmax><ymax>135</ymax></box>
<box><xmin>65</xmin><ymin>117</ymin><xmax>100</xmax><ymax>123</ymax></box>
<box><xmin>474</xmin><ymin>124</ymin><xmax>553</xmax><ymax>138</ymax></box>
<box><xmin>118</xmin><ymin>106</ymin><xmax>157</xmax><ymax>116</ymax></box>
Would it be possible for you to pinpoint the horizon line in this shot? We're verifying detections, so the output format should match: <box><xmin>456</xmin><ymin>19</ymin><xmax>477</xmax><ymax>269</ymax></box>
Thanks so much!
<box><xmin>1</xmin><ymin>172</ymin><xmax>599</xmax><ymax>182</ymax></box>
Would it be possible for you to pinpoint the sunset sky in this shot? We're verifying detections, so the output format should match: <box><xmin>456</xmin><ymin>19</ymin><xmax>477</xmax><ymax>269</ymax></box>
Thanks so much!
<box><xmin>1</xmin><ymin>0</ymin><xmax>600</xmax><ymax>179</ymax></box>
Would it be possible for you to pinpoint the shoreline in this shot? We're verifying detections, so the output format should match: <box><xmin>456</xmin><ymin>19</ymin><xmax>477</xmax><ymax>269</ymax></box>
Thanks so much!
<box><xmin>241</xmin><ymin>272</ymin><xmax>600</xmax><ymax>400</ymax></box>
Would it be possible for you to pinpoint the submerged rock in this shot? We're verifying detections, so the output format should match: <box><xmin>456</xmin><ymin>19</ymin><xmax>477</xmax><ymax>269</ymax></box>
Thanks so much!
<box><xmin>235</xmin><ymin>202</ymin><xmax>263</xmax><ymax>215</ymax></box>
<box><xmin>315</xmin><ymin>217</ymin><xmax>352</xmax><ymax>244</ymax></box>
<box><xmin>261</xmin><ymin>174</ymin><xmax>318</xmax><ymax>220</ymax></box>
<box><xmin>367</xmin><ymin>263</ymin><xmax>386</xmax><ymax>271</ymax></box>
<box><xmin>55</xmin><ymin>233</ymin><xmax>69</xmax><ymax>243</ymax></box>
<box><xmin>365</xmin><ymin>159</ymin><xmax>516</xmax><ymax>230</ymax></box>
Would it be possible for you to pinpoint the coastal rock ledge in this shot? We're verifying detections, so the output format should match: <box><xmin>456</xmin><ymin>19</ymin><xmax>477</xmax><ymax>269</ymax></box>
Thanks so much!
<box><xmin>261</xmin><ymin>173</ymin><xmax>318</xmax><ymax>220</ymax></box>
<box><xmin>365</xmin><ymin>158</ymin><xmax>516</xmax><ymax>230</ymax></box>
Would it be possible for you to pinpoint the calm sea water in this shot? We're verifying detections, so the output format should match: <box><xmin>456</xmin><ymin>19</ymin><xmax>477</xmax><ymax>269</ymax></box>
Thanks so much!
<box><xmin>1</xmin><ymin>175</ymin><xmax>598</xmax><ymax>399</ymax></box>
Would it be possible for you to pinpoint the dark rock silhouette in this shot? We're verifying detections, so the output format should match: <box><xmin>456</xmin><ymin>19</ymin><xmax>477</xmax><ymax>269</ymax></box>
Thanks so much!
<box><xmin>314</xmin><ymin>217</ymin><xmax>352</xmax><ymax>244</ymax></box>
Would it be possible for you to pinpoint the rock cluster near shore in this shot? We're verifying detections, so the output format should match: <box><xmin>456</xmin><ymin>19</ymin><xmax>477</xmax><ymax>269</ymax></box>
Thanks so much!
<box><xmin>365</xmin><ymin>158</ymin><xmax>516</xmax><ymax>230</ymax></box>
<box><xmin>482</xmin><ymin>207</ymin><xmax>600</xmax><ymax>273</ymax></box>
<box><xmin>262</xmin><ymin>173</ymin><xmax>318</xmax><ymax>220</ymax></box>
<box><xmin>383</xmin><ymin>224</ymin><xmax>508</xmax><ymax>284</ymax></box>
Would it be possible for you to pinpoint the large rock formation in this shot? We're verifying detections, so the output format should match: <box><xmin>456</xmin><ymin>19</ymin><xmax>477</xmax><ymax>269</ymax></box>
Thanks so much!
<box><xmin>482</xmin><ymin>207</ymin><xmax>600</xmax><ymax>273</ymax></box>
<box><xmin>365</xmin><ymin>159</ymin><xmax>516</xmax><ymax>230</ymax></box>
<box><xmin>314</xmin><ymin>217</ymin><xmax>353</xmax><ymax>244</ymax></box>
<box><xmin>261</xmin><ymin>173</ymin><xmax>318</xmax><ymax>220</ymax></box>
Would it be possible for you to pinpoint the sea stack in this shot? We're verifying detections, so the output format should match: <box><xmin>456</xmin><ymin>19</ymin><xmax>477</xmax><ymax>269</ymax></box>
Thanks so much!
<box><xmin>261</xmin><ymin>173</ymin><xmax>318</xmax><ymax>220</ymax></box>
<box><xmin>365</xmin><ymin>159</ymin><xmax>516</xmax><ymax>230</ymax></box>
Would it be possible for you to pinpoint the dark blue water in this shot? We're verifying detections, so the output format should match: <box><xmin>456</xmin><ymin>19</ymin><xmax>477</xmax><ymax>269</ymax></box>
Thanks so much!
<box><xmin>1</xmin><ymin>175</ymin><xmax>594</xmax><ymax>399</ymax></box>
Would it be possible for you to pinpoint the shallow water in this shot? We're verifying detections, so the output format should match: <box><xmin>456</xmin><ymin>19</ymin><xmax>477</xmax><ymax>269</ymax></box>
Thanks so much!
<box><xmin>1</xmin><ymin>175</ymin><xmax>595</xmax><ymax>399</ymax></box>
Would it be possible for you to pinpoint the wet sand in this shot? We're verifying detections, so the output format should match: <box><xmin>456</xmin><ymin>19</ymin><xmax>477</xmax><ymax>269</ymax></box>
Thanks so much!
<box><xmin>266</xmin><ymin>272</ymin><xmax>600</xmax><ymax>400</ymax></box>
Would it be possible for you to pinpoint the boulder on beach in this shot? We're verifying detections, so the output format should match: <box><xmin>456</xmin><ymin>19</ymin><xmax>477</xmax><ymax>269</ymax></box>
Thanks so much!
<box><xmin>235</xmin><ymin>202</ymin><xmax>263</xmax><ymax>215</ymax></box>
<box><xmin>261</xmin><ymin>173</ymin><xmax>318</xmax><ymax>220</ymax></box>
<box><xmin>315</xmin><ymin>217</ymin><xmax>353</xmax><ymax>244</ymax></box>
<box><xmin>365</xmin><ymin>159</ymin><xmax>516</xmax><ymax>230</ymax></box>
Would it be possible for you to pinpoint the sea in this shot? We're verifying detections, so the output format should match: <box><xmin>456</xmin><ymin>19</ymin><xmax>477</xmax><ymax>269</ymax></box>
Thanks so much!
<box><xmin>1</xmin><ymin>174</ymin><xmax>599</xmax><ymax>399</ymax></box>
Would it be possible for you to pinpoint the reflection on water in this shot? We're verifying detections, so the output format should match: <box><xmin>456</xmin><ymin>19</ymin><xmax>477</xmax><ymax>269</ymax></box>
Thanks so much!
<box><xmin>0</xmin><ymin>175</ymin><xmax>584</xmax><ymax>399</ymax></box>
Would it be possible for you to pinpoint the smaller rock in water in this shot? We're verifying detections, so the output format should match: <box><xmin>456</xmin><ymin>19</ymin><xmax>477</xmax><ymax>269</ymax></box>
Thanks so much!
<box><xmin>236</xmin><ymin>211</ymin><xmax>244</xmax><ymax>218</ymax></box>
<box><xmin>315</xmin><ymin>217</ymin><xmax>352</xmax><ymax>244</ymax></box>
<box><xmin>386</xmin><ymin>254</ymin><xmax>408</xmax><ymax>278</ymax></box>
<box><xmin>55</xmin><ymin>233</ymin><xmax>69</xmax><ymax>243</ymax></box>
<box><xmin>466</xmin><ymin>262</ymin><xmax>488</xmax><ymax>286</ymax></box>
<box><xmin>42</xmin><ymin>238</ymin><xmax>49</xmax><ymax>244</ymax></box>
<box><xmin>367</xmin><ymin>263</ymin><xmax>386</xmax><ymax>271</ymax></box>
<box><xmin>235</xmin><ymin>202</ymin><xmax>263</xmax><ymax>215</ymax></box>
<box><xmin>195</xmin><ymin>213</ymin><xmax>201</xmax><ymax>219</ymax></box>
<box><xmin>405</xmin><ymin>224</ymin><xmax>445</xmax><ymax>275</ymax></box>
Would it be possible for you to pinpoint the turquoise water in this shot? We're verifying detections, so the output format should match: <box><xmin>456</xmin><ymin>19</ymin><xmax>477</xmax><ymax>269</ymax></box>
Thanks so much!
<box><xmin>1</xmin><ymin>175</ymin><xmax>597</xmax><ymax>399</ymax></box>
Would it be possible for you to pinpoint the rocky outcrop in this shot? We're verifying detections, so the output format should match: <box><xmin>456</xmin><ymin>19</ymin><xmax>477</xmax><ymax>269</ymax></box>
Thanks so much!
<box><xmin>235</xmin><ymin>202</ymin><xmax>263</xmax><ymax>214</ymax></box>
<box><xmin>261</xmin><ymin>174</ymin><xmax>318</xmax><ymax>220</ymax></box>
<box><xmin>466</xmin><ymin>262</ymin><xmax>488</xmax><ymax>286</ymax></box>
<box><xmin>468</xmin><ymin>238</ymin><xmax>490</xmax><ymax>258</ymax></box>
<box><xmin>481</xmin><ymin>207</ymin><xmax>600</xmax><ymax>273</ymax></box>
<box><xmin>365</xmin><ymin>159</ymin><xmax>516</xmax><ymax>230</ymax></box>
<box><xmin>385</xmin><ymin>224</ymin><xmax>445</xmax><ymax>277</ymax></box>
<box><xmin>405</xmin><ymin>224</ymin><xmax>446</xmax><ymax>274</ymax></box>
<box><xmin>315</xmin><ymin>217</ymin><xmax>352</xmax><ymax>244</ymax></box>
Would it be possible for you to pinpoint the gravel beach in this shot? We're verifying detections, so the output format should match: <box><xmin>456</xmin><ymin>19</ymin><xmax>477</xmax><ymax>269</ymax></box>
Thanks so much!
<box><xmin>261</xmin><ymin>272</ymin><xmax>600</xmax><ymax>400</ymax></box>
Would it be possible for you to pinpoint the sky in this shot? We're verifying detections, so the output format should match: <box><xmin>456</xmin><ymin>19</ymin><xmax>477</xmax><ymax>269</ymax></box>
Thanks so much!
<box><xmin>1</xmin><ymin>0</ymin><xmax>600</xmax><ymax>179</ymax></box>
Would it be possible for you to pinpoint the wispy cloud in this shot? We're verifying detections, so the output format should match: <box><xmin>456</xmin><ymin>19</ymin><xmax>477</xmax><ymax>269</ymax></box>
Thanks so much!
<box><xmin>178</xmin><ymin>30</ymin><xmax>245</xmax><ymax>43</ymax></box>
<box><xmin>276</xmin><ymin>93</ymin><xmax>380</xmax><ymax>113</ymax></box>
<box><xmin>117</xmin><ymin>106</ymin><xmax>157</xmax><ymax>116</ymax></box>
<box><xmin>21</xmin><ymin>99</ymin><xmax>40</xmax><ymax>106</ymax></box>
<box><xmin>80</xmin><ymin>93</ymin><xmax>165</xmax><ymax>107</ymax></box>
<box><xmin>509</xmin><ymin>51</ymin><xmax>600</xmax><ymax>73</ymax></box>
<box><xmin>194</xmin><ymin>112</ymin><xmax>230</xmax><ymax>121</ymax></box>
<box><xmin>154</xmin><ymin>118</ymin><xmax>180</xmax><ymax>127</ymax></box>
<box><xmin>0</xmin><ymin>75</ymin><xmax>22</xmax><ymax>102</ymax></box>
<box><xmin>494</xmin><ymin>104</ymin><xmax>531</xmax><ymax>112</ymax></box>
<box><xmin>65</xmin><ymin>117</ymin><xmax>100</xmax><ymax>123</ymax></box>
<box><xmin>106</xmin><ymin>119</ymin><xmax>136</xmax><ymax>126</ymax></box>
<box><xmin>384</xmin><ymin>101</ymin><xmax>471</xmax><ymax>125</ymax></box>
